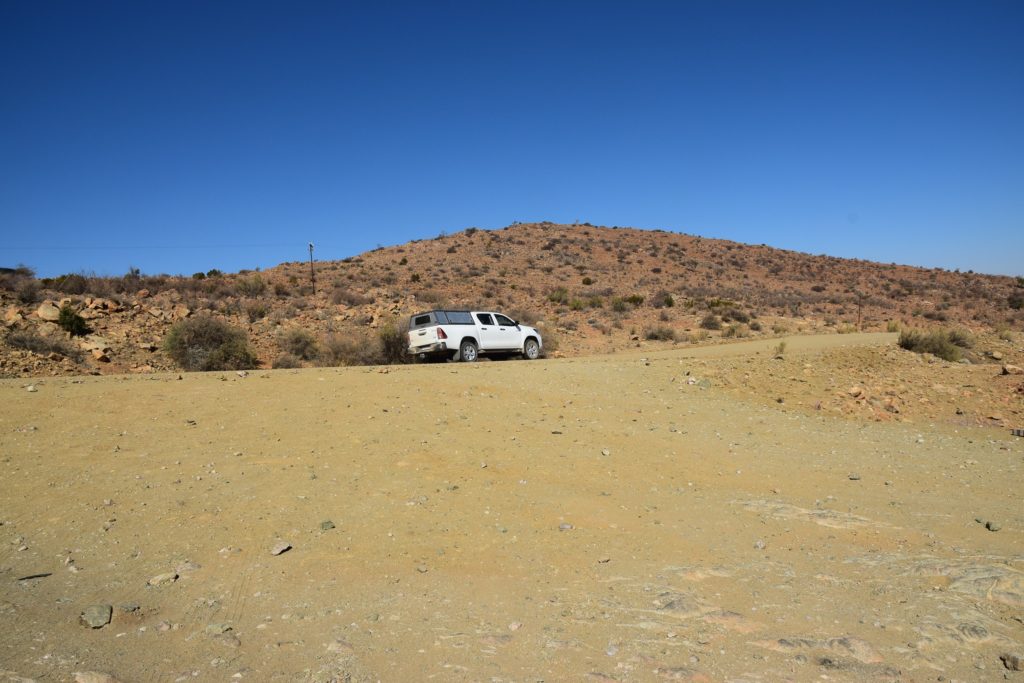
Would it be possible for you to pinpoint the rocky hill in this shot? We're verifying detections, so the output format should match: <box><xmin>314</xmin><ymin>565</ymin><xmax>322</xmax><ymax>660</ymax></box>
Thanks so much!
<box><xmin>2</xmin><ymin>222</ymin><xmax>1022</xmax><ymax>378</ymax></box>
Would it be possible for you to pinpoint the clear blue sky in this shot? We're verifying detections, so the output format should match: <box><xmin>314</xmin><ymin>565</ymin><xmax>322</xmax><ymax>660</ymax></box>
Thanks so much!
<box><xmin>2</xmin><ymin>1</ymin><xmax>1022</xmax><ymax>278</ymax></box>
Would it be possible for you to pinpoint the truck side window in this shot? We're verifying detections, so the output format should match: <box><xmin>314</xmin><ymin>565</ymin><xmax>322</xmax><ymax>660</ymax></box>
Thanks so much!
<box><xmin>476</xmin><ymin>313</ymin><xmax>494</xmax><ymax>326</ymax></box>
<box><xmin>495</xmin><ymin>314</ymin><xmax>514</xmax><ymax>326</ymax></box>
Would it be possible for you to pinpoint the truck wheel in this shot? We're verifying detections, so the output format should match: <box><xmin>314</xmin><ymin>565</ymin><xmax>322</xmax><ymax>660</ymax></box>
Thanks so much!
<box><xmin>523</xmin><ymin>338</ymin><xmax>540</xmax><ymax>360</ymax></box>
<box><xmin>459</xmin><ymin>340</ymin><xmax>478</xmax><ymax>362</ymax></box>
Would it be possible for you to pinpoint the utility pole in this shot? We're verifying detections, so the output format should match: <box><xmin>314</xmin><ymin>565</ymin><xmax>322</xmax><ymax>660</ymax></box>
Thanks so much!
<box><xmin>308</xmin><ymin>242</ymin><xmax>315</xmax><ymax>295</ymax></box>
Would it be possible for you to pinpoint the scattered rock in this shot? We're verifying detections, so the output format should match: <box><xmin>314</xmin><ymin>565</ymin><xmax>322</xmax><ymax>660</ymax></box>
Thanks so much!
<box><xmin>1001</xmin><ymin>653</ymin><xmax>1023</xmax><ymax>671</ymax></box>
<box><xmin>119</xmin><ymin>603</ymin><xmax>139</xmax><ymax>613</ymax></box>
<box><xmin>754</xmin><ymin>539</ymin><xmax>766</xmax><ymax>550</ymax></box>
<box><xmin>147</xmin><ymin>572</ymin><xmax>178</xmax><ymax>587</ymax></box>
<box><xmin>986</xmin><ymin>521</ymin><xmax>1002</xmax><ymax>532</ymax></box>
<box><xmin>1003</xmin><ymin>364</ymin><xmax>1023</xmax><ymax>376</ymax></box>
<box><xmin>848</xmin><ymin>473</ymin><xmax>861</xmax><ymax>481</ymax></box>
<box><xmin>80</xmin><ymin>604</ymin><xmax>112</xmax><ymax>629</ymax></box>
<box><xmin>270</xmin><ymin>541</ymin><xmax>292</xmax><ymax>556</ymax></box>
<box><xmin>35</xmin><ymin>302</ymin><xmax>60</xmax><ymax>322</ymax></box>
<box><xmin>848</xmin><ymin>386</ymin><xmax>863</xmax><ymax>398</ymax></box>
<box><xmin>205</xmin><ymin>623</ymin><xmax>233</xmax><ymax>635</ymax></box>
<box><xmin>415</xmin><ymin>564</ymin><xmax>429</xmax><ymax>573</ymax></box>
<box><xmin>600</xmin><ymin>448</ymin><xmax>610</xmax><ymax>456</ymax></box>
<box><xmin>558</xmin><ymin>523</ymin><xmax>574</xmax><ymax>531</ymax></box>
<box><xmin>991</xmin><ymin>351</ymin><xmax>1004</xmax><ymax>361</ymax></box>
<box><xmin>74</xmin><ymin>673</ymin><xmax>124</xmax><ymax>683</ymax></box>
<box><xmin>320</xmin><ymin>520</ymin><xmax>336</xmax><ymax>531</ymax></box>
<box><xmin>25</xmin><ymin>385</ymin><xmax>36</xmax><ymax>393</ymax></box>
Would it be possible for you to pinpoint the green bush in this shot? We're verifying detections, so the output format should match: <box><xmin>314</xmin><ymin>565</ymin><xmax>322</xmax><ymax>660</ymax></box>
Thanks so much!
<box><xmin>547</xmin><ymin>287</ymin><xmax>569</xmax><ymax>304</ymax></box>
<box><xmin>279</xmin><ymin>328</ymin><xmax>318</xmax><ymax>360</ymax></box>
<box><xmin>235</xmin><ymin>274</ymin><xmax>266</xmax><ymax>297</ymax></box>
<box><xmin>164</xmin><ymin>316</ymin><xmax>258</xmax><ymax>371</ymax></box>
<box><xmin>897</xmin><ymin>329</ymin><xmax>965</xmax><ymax>362</ymax></box>
<box><xmin>58</xmin><ymin>304</ymin><xmax>89</xmax><ymax>337</ymax></box>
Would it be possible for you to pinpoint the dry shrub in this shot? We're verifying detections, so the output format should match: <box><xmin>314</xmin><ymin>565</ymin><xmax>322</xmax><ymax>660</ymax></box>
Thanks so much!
<box><xmin>163</xmin><ymin>316</ymin><xmax>258</xmax><ymax>371</ymax></box>
<box><xmin>330</xmin><ymin>287</ymin><xmax>373</xmax><ymax>306</ymax></box>
<box><xmin>272</xmin><ymin>353</ymin><xmax>302</xmax><ymax>369</ymax></box>
<box><xmin>279</xmin><ymin>328</ymin><xmax>318</xmax><ymax>360</ymax></box>
<box><xmin>644</xmin><ymin>325</ymin><xmax>676</xmax><ymax>341</ymax></box>
<box><xmin>318</xmin><ymin>332</ymin><xmax>380</xmax><ymax>366</ymax></box>
<box><xmin>897</xmin><ymin>329</ymin><xmax>966</xmax><ymax>362</ymax></box>
<box><xmin>5</xmin><ymin>330</ymin><xmax>82</xmax><ymax>361</ymax></box>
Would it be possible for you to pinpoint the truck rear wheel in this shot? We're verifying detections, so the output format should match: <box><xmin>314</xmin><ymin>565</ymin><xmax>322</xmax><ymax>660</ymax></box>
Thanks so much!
<box><xmin>459</xmin><ymin>340</ymin><xmax>478</xmax><ymax>362</ymax></box>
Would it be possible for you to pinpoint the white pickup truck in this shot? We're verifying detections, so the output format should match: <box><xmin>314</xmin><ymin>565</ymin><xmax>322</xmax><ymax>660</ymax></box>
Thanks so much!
<box><xmin>407</xmin><ymin>310</ymin><xmax>543</xmax><ymax>362</ymax></box>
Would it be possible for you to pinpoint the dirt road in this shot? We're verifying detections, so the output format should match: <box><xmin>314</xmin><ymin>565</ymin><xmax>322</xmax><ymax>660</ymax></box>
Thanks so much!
<box><xmin>1</xmin><ymin>334</ymin><xmax>1021</xmax><ymax>682</ymax></box>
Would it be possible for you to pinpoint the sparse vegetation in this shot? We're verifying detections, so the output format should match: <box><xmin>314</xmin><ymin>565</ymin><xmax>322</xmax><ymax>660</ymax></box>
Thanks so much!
<box><xmin>272</xmin><ymin>353</ymin><xmax>302</xmax><ymax>369</ymax></box>
<box><xmin>163</xmin><ymin>316</ymin><xmax>258</xmax><ymax>371</ymax></box>
<box><xmin>58</xmin><ymin>305</ymin><xmax>89</xmax><ymax>337</ymax></box>
<box><xmin>644</xmin><ymin>325</ymin><xmax>676</xmax><ymax>341</ymax></box>
<box><xmin>5</xmin><ymin>330</ymin><xmax>82</xmax><ymax>361</ymax></box>
<box><xmin>700</xmin><ymin>314</ymin><xmax>721</xmax><ymax>330</ymax></box>
<box><xmin>279</xmin><ymin>328</ymin><xmax>318</xmax><ymax>360</ymax></box>
<box><xmin>897</xmin><ymin>329</ymin><xmax>970</xmax><ymax>362</ymax></box>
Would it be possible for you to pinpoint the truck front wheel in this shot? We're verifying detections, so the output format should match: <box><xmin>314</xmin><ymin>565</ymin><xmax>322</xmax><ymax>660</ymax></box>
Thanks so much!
<box><xmin>523</xmin><ymin>338</ymin><xmax>540</xmax><ymax>360</ymax></box>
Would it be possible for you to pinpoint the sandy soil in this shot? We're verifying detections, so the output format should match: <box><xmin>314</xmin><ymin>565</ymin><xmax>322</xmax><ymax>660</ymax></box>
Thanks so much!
<box><xmin>1</xmin><ymin>334</ymin><xmax>1021</xmax><ymax>682</ymax></box>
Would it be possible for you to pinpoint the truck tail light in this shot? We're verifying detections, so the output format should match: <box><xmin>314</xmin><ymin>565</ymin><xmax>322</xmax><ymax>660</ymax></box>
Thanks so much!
<box><xmin>437</xmin><ymin>327</ymin><xmax>448</xmax><ymax>340</ymax></box>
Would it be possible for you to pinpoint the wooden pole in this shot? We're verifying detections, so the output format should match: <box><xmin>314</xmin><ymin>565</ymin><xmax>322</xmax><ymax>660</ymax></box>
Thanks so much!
<box><xmin>308</xmin><ymin>242</ymin><xmax>315</xmax><ymax>295</ymax></box>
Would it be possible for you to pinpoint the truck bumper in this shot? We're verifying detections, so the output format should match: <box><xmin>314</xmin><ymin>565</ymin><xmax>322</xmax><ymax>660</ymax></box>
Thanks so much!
<box><xmin>408</xmin><ymin>341</ymin><xmax>448</xmax><ymax>358</ymax></box>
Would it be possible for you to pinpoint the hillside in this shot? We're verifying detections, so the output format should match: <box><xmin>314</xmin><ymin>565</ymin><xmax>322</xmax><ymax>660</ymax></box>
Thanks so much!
<box><xmin>2</xmin><ymin>222</ymin><xmax>1022</xmax><ymax>378</ymax></box>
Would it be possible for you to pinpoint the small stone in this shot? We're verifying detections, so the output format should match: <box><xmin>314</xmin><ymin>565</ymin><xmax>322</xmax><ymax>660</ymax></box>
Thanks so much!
<box><xmin>848</xmin><ymin>386</ymin><xmax>863</xmax><ymax>398</ymax></box>
<box><xmin>270</xmin><ymin>541</ymin><xmax>292</xmax><ymax>556</ymax></box>
<box><xmin>327</xmin><ymin>639</ymin><xmax>354</xmax><ymax>654</ymax></box>
<box><xmin>754</xmin><ymin>539</ymin><xmax>766</xmax><ymax>550</ymax></box>
<box><xmin>205</xmin><ymin>623</ymin><xmax>232</xmax><ymax>635</ymax></box>
<box><xmin>147</xmin><ymin>572</ymin><xmax>178</xmax><ymax>587</ymax></box>
<box><xmin>991</xmin><ymin>351</ymin><xmax>1004</xmax><ymax>361</ymax></box>
<box><xmin>848</xmin><ymin>473</ymin><xmax>861</xmax><ymax>481</ymax></box>
<box><xmin>119</xmin><ymin>603</ymin><xmax>140</xmax><ymax>613</ymax></box>
<box><xmin>320</xmin><ymin>520</ymin><xmax>336</xmax><ymax>531</ymax></box>
<box><xmin>509</xmin><ymin>621</ymin><xmax>523</xmax><ymax>631</ymax></box>
<box><xmin>986</xmin><ymin>521</ymin><xmax>1002</xmax><ymax>532</ymax></box>
<box><xmin>26</xmin><ymin>385</ymin><xmax>37</xmax><ymax>393</ymax></box>
<box><xmin>601</xmin><ymin>448</ymin><xmax>610</xmax><ymax>456</ymax></box>
<box><xmin>558</xmin><ymin>523</ymin><xmax>574</xmax><ymax>531</ymax></box>
<box><xmin>1001</xmin><ymin>653</ymin><xmax>1023</xmax><ymax>671</ymax></box>
<box><xmin>80</xmin><ymin>604</ymin><xmax>112</xmax><ymax>629</ymax></box>
<box><xmin>415</xmin><ymin>564</ymin><xmax>429</xmax><ymax>573</ymax></box>
<box><xmin>74</xmin><ymin>673</ymin><xmax>124</xmax><ymax>683</ymax></box>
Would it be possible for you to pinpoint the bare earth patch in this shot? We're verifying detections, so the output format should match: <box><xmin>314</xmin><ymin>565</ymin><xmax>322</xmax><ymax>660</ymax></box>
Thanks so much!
<box><xmin>0</xmin><ymin>334</ymin><xmax>1021</xmax><ymax>681</ymax></box>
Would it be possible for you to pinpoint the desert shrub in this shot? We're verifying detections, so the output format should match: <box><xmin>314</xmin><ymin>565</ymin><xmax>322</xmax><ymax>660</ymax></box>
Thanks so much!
<box><xmin>623</xmin><ymin>294</ymin><xmax>645</xmax><ymax>306</ymax></box>
<box><xmin>749</xmin><ymin>320</ymin><xmax>762</xmax><ymax>331</ymax></box>
<box><xmin>163</xmin><ymin>316</ymin><xmax>258</xmax><ymax>371</ymax></box>
<box><xmin>272</xmin><ymin>353</ymin><xmax>302</xmax><ymax>369</ymax></box>
<box><xmin>688</xmin><ymin>329</ymin><xmax>710</xmax><ymax>343</ymax></box>
<box><xmin>5</xmin><ymin>330</ymin><xmax>82</xmax><ymax>361</ymax></box>
<box><xmin>722</xmin><ymin>323</ymin><xmax>749</xmax><ymax>338</ymax></box>
<box><xmin>772</xmin><ymin>323</ymin><xmax>789</xmax><ymax>334</ymax></box>
<box><xmin>58</xmin><ymin>305</ymin><xmax>89</xmax><ymax>337</ymax></box>
<box><xmin>582</xmin><ymin>276</ymin><xmax>593</xmax><ymax>286</ymax></box>
<box><xmin>540</xmin><ymin>328</ymin><xmax>559</xmax><ymax>355</ymax></box>
<box><xmin>378</xmin><ymin>321</ymin><xmax>410</xmax><ymax>365</ymax></box>
<box><xmin>946</xmin><ymin>328</ymin><xmax>973</xmax><ymax>348</ymax></box>
<box><xmin>721</xmin><ymin>307</ymin><xmax>750</xmax><ymax>323</ymax></box>
<box><xmin>235</xmin><ymin>275</ymin><xmax>266</xmax><ymax>297</ymax></box>
<box><xmin>279</xmin><ymin>328</ymin><xmax>318</xmax><ymax>360</ymax></box>
<box><xmin>53</xmin><ymin>273</ymin><xmax>90</xmax><ymax>295</ymax></box>
<box><xmin>645</xmin><ymin>325</ymin><xmax>676</xmax><ymax>341</ymax></box>
<box><xmin>886</xmin><ymin>320</ymin><xmax>901</xmax><ymax>333</ymax></box>
<box><xmin>273</xmin><ymin>282</ymin><xmax>290</xmax><ymax>297</ymax></box>
<box><xmin>569</xmin><ymin>298</ymin><xmax>585</xmax><ymax>311</ymax></box>
<box><xmin>330</xmin><ymin>287</ymin><xmax>373</xmax><ymax>306</ymax></box>
<box><xmin>15</xmin><ymin>279</ymin><xmax>41</xmax><ymax>304</ymax></box>
<box><xmin>318</xmin><ymin>333</ymin><xmax>380</xmax><ymax>367</ymax></box>
<box><xmin>1009</xmin><ymin>293</ymin><xmax>1024</xmax><ymax>310</ymax></box>
<box><xmin>410</xmin><ymin>273</ymin><xmax>421</xmax><ymax>283</ymax></box>
<box><xmin>897</xmin><ymin>329</ymin><xmax>964</xmax><ymax>362</ymax></box>
<box><xmin>508</xmin><ymin>308</ymin><xmax>539</xmax><ymax>325</ymax></box>
<box><xmin>245</xmin><ymin>301</ymin><xmax>268</xmax><ymax>322</ymax></box>
<box><xmin>700</xmin><ymin>314</ymin><xmax>721</xmax><ymax>330</ymax></box>
<box><xmin>548</xmin><ymin>287</ymin><xmax>569</xmax><ymax>304</ymax></box>
<box><xmin>995</xmin><ymin>323</ymin><xmax>1014</xmax><ymax>341</ymax></box>
<box><xmin>415</xmin><ymin>289</ymin><xmax>446</xmax><ymax>305</ymax></box>
<box><xmin>773</xmin><ymin>340</ymin><xmax>787</xmax><ymax>356</ymax></box>
<box><xmin>610</xmin><ymin>298</ymin><xmax>629</xmax><ymax>313</ymax></box>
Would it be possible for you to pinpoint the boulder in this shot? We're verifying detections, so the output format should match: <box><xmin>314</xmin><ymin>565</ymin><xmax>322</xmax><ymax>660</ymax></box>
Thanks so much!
<box><xmin>171</xmin><ymin>304</ymin><xmax>191</xmax><ymax>320</ymax></box>
<box><xmin>4</xmin><ymin>307</ymin><xmax>23</xmax><ymax>325</ymax></box>
<box><xmin>1002</xmin><ymin>364</ymin><xmax>1023</xmax><ymax>376</ymax></box>
<box><xmin>35</xmin><ymin>302</ymin><xmax>61</xmax><ymax>322</ymax></box>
